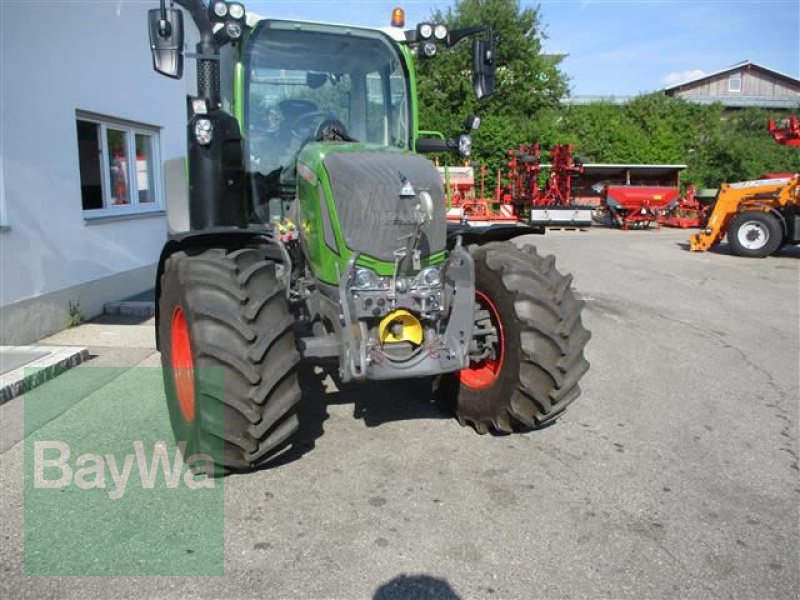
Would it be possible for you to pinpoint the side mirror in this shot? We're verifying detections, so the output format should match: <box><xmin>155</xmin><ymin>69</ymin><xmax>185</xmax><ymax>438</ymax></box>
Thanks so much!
<box><xmin>472</xmin><ymin>37</ymin><xmax>495</xmax><ymax>100</ymax></box>
<box><xmin>148</xmin><ymin>8</ymin><xmax>184</xmax><ymax>79</ymax></box>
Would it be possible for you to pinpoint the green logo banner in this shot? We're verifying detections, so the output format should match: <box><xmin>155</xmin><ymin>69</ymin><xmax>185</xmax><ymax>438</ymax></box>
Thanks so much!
<box><xmin>24</xmin><ymin>367</ymin><xmax>224</xmax><ymax>576</ymax></box>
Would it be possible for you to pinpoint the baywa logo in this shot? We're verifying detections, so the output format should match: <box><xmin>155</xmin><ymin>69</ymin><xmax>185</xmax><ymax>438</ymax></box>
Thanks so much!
<box><xmin>33</xmin><ymin>440</ymin><xmax>215</xmax><ymax>500</ymax></box>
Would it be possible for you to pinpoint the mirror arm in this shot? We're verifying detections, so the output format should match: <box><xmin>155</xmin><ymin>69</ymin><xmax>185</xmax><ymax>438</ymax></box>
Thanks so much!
<box><xmin>158</xmin><ymin>0</ymin><xmax>171</xmax><ymax>37</ymax></box>
<box><xmin>173</xmin><ymin>0</ymin><xmax>221</xmax><ymax>106</ymax></box>
<box><xmin>416</xmin><ymin>138</ymin><xmax>466</xmax><ymax>155</ymax></box>
<box><xmin>403</xmin><ymin>24</ymin><xmax>490</xmax><ymax>46</ymax></box>
<box><xmin>173</xmin><ymin>0</ymin><xmax>216</xmax><ymax>48</ymax></box>
<box><xmin>447</xmin><ymin>25</ymin><xmax>489</xmax><ymax>48</ymax></box>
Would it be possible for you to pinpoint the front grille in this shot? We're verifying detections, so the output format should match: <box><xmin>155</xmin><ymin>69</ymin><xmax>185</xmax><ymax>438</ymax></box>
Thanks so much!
<box><xmin>323</xmin><ymin>152</ymin><xmax>446</xmax><ymax>262</ymax></box>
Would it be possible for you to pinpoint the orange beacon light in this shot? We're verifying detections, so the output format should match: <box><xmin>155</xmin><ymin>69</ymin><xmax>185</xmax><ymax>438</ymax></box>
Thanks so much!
<box><xmin>391</xmin><ymin>7</ymin><xmax>405</xmax><ymax>28</ymax></box>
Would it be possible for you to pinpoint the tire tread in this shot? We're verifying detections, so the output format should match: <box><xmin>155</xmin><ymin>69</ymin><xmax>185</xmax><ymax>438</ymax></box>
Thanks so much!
<box><xmin>159</xmin><ymin>245</ymin><xmax>300</xmax><ymax>472</ymax></box>
<box><xmin>453</xmin><ymin>242</ymin><xmax>590</xmax><ymax>433</ymax></box>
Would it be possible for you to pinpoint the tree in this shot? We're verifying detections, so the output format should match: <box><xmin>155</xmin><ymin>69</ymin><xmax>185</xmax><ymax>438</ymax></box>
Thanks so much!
<box><xmin>415</xmin><ymin>0</ymin><xmax>569</xmax><ymax>169</ymax></box>
<box><xmin>415</xmin><ymin>2</ymin><xmax>796</xmax><ymax>188</ymax></box>
<box><xmin>555</xmin><ymin>97</ymin><xmax>797</xmax><ymax>188</ymax></box>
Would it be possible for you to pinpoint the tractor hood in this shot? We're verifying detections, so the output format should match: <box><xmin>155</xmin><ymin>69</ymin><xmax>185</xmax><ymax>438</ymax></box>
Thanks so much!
<box><xmin>315</xmin><ymin>147</ymin><xmax>447</xmax><ymax>262</ymax></box>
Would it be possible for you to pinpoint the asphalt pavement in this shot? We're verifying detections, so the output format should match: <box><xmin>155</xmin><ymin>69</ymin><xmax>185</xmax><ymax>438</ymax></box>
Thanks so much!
<box><xmin>0</xmin><ymin>227</ymin><xmax>797</xmax><ymax>598</ymax></box>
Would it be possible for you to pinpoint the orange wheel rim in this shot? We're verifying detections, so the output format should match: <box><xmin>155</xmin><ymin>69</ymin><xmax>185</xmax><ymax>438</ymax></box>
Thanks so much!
<box><xmin>170</xmin><ymin>306</ymin><xmax>196</xmax><ymax>423</ymax></box>
<box><xmin>459</xmin><ymin>290</ymin><xmax>505</xmax><ymax>390</ymax></box>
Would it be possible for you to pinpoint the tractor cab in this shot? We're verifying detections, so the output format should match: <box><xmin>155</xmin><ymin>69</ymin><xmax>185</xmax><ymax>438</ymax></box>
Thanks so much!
<box><xmin>242</xmin><ymin>21</ymin><xmax>412</xmax><ymax>222</ymax></box>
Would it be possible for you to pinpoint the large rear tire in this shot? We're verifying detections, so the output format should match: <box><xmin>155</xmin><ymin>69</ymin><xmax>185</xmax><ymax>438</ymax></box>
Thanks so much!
<box><xmin>158</xmin><ymin>245</ymin><xmax>301</xmax><ymax>473</ymax></box>
<box><xmin>439</xmin><ymin>242</ymin><xmax>590</xmax><ymax>434</ymax></box>
<box><xmin>727</xmin><ymin>211</ymin><xmax>783</xmax><ymax>258</ymax></box>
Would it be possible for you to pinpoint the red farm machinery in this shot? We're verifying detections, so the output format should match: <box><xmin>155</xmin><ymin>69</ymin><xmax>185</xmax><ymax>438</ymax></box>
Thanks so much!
<box><xmin>602</xmin><ymin>184</ymin><xmax>681</xmax><ymax>229</ymax></box>
<box><xmin>503</xmin><ymin>143</ymin><xmax>593</xmax><ymax>227</ymax></box>
<box><xmin>441</xmin><ymin>143</ymin><xmax>594</xmax><ymax>229</ymax></box>
<box><xmin>659</xmin><ymin>184</ymin><xmax>709</xmax><ymax>229</ymax></box>
<box><xmin>579</xmin><ymin>163</ymin><xmax>707</xmax><ymax>230</ymax></box>
<box><xmin>443</xmin><ymin>165</ymin><xmax>518</xmax><ymax>225</ymax></box>
<box><xmin>769</xmin><ymin>115</ymin><xmax>800</xmax><ymax>146</ymax></box>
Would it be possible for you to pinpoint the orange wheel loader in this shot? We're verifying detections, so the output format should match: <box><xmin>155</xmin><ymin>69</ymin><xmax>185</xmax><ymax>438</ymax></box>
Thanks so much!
<box><xmin>690</xmin><ymin>116</ymin><xmax>799</xmax><ymax>258</ymax></box>
<box><xmin>689</xmin><ymin>175</ymin><xmax>799</xmax><ymax>257</ymax></box>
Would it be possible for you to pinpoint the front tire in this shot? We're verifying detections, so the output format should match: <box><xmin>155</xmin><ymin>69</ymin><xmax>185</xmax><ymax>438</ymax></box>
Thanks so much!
<box><xmin>728</xmin><ymin>211</ymin><xmax>783</xmax><ymax>258</ymax></box>
<box><xmin>158</xmin><ymin>245</ymin><xmax>301</xmax><ymax>473</ymax></box>
<box><xmin>439</xmin><ymin>242</ymin><xmax>591</xmax><ymax>434</ymax></box>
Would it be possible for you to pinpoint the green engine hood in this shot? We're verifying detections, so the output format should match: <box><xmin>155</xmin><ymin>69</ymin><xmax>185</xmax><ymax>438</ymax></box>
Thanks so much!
<box><xmin>295</xmin><ymin>143</ymin><xmax>447</xmax><ymax>284</ymax></box>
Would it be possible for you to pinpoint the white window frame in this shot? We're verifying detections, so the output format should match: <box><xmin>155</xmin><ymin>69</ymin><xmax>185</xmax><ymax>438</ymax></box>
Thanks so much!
<box><xmin>728</xmin><ymin>72</ymin><xmax>742</xmax><ymax>93</ymax></box>
<box><xmin>76</xmin><ymin>112</ymin><xmax>165</xmax><ymax>219</ymax></box>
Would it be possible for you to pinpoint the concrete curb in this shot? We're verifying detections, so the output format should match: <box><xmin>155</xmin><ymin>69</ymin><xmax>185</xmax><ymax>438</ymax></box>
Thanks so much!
<box><xmin>0</xmin><ymin>346</ymin><xmax>90</xmax><ymax>405</ymax></box>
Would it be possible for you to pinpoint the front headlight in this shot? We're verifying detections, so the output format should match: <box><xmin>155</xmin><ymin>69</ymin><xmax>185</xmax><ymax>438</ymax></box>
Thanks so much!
<box><xmin>421</xmin><ymin>42</ymin><xmax>437</xmax><ymax>58</ymax></box>
<box><xmin>353</xmin><ymin>268</ymin><xmax>375</xmax><ymax>289</ymax></box>
<box><xmin>418</xmin><ymin>23</ymin><xmax>433</xmax><ymax>40</ymax></box>
<box><xmin>194</xmin><ymin>118</ymin><xmax>213</xmax><ymax>146</ymax></box>
<box><xmin>228</xmin><ymin>2</ymin><xmax>245</xmax><ymax>19</ymax></box>
<box><xmin>212</xmin><ymin>1</ymin><xmax>228</xmax><ymax>18</ymax></box>
<box><xmin>225</xmin><ymin>21</ymin><xmax>243</xmax><ymax>39</ymax></box>
<box><xmin>458</xmin><ymin>134</ymin><xmax>472</xmax><ymax>157</ymax></box>
<box><xmin>417</xmin><ymin>266</ymin><xmax>442</xmax><ymax>288</ymax></box>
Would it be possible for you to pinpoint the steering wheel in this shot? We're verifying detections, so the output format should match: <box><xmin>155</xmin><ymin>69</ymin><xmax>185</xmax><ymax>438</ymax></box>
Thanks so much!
<box><xmin>314</xmin><ymin>118</ymin><xmax>354</xmax><ymax>142</ymax></box>
<box><xmin>288</xmin><ymin>111</ymin><xmax>340</xmax><ymax>141</ymax></box>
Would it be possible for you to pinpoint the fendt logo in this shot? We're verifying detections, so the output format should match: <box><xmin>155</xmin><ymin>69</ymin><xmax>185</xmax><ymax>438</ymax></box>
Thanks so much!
<box><xmin>399</xmin><ymin>172</ymin><xmax>416</xmax><ymax>197</ymax></box>
<box><xmin>33</xmin><ymin>441</ymin><xmax>215</xmax><ymax>500</ymax></box>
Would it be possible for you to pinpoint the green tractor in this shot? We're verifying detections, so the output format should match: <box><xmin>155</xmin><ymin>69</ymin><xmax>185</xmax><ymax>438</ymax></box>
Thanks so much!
<box><xmin>148</xmin><ymin>0</ymin><xmax>591</xmax><ymax>472</ymax></box>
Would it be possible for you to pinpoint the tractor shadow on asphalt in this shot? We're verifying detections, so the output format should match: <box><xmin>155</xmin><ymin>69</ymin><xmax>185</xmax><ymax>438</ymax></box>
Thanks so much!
<box><xmin>373</xmin><ymin>574</ymin><xmax>461</xmax><ymax>599</ymax></box>
<box><xmin>264</xmin><ymin>362</ymin><xmax>448</xmax><ymax>470</ymax></box>
<box><xmin>303</xmin><ymin>362</ymin><xmax>448</xmax><ymax>429</ymax></box>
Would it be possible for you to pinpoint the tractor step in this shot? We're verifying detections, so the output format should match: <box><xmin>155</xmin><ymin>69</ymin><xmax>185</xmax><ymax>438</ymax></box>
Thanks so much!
<box><xmin>298</xmin><ymin>334</ymin><xmax>341</xmax><ymax>359</ymax></box>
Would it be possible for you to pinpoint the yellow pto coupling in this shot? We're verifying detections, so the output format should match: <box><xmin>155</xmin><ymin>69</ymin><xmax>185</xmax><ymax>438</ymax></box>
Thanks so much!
<box><xmin>379</xmin><ymin>310</ymin><xmax>423</xmax><ymax>346</ymax></box>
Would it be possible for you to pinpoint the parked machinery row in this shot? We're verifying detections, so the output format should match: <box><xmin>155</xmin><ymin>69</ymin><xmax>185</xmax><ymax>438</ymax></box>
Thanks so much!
<box><xmin>443</xmin><ymin>113</ymin><xmax>798</xmax><ymax>255</ymax></box>
<box><xmin>443</xmin><ymin>143</ymin><xmax>593</xmax><ymax>228</ymax></box>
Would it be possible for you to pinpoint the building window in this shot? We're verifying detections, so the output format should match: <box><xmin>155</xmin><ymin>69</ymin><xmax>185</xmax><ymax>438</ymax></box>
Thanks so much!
<box><xmin>728</xmin><ymin>72</ymin><xmax>742</xmax><ymax>93</ymax></box>
<box><xmin>76</xmin><ymin>114</ymin><xmax>163</xmax><ymax>217</ymax></box>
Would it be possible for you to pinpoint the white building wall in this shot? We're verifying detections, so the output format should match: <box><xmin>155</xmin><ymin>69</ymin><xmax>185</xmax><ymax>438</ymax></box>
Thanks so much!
<box><xmin>0</xmin><ymin>1</ymin><xmax>189</xmax><ymax>343</ymax></box>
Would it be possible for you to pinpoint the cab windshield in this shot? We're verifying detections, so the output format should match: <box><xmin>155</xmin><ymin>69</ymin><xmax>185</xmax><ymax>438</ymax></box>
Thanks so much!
<box><xmin>244</xmin><ymin>21</ymin><xmax>411</xmax><ymax>179</ymax></box>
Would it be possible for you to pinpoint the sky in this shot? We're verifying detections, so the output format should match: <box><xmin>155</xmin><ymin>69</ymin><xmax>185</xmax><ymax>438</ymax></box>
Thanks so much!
<box><xmin>247</xmin><ymin>0</ymin><xmax>800</xmax><ymax>96</ymax></box>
